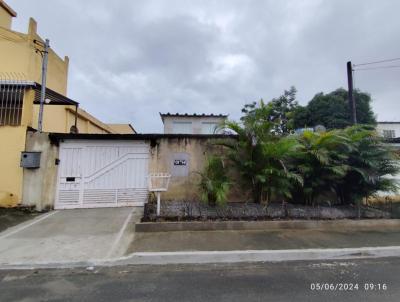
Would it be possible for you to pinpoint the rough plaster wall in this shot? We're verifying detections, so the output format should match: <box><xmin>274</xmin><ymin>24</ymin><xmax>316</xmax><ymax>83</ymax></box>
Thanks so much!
<box><xmin>0</xmin><ymin>126</ymin><xmax>26</xmax><ymax>207</ymax></box>
<box><xmin>149</xmin><ymin>137</ymin><xmax>245</xmax><ymax>202</ymax></box>
<box><xmin>22</xmin><ymin>131</ymin><xmax>59</xmax><ymax>210</ymax></box>
<box><xmin>21</xmin><ymin>135</ymin><xmax>245</xmax><ymax>209</ymax></box>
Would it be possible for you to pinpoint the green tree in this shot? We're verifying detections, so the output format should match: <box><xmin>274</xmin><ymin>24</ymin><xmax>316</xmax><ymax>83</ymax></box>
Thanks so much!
<box><xmin>269</xmin><ymin>86</ymin><xmax>298</xmax><ymax>134</ymax></box>
<box><xmin>220</xmin><ymin>100</ymin><xmax>302</xmax><ymax>204</ymax></box>
<box><xmin>291</xmin><ymin>126</ymin><xmax>399</xmax><ymax>207</ymax></box>
<box><xmin>291</xmin><ymin>105</ymin><xmax>311</xmax><ymax>129</ymax></box>
<box><xmin>292</xmin><ymin>130</ymin><xmax>351</xmax><ymax>205</ymax></box>
<box><xmin>335</xmin><ymin>125</ymin><xmax>399</xmax><ymax>205</ymax></box>
<box><xmin>198</xmin><ymin>156</ymin><xmax>231</xmax><ymax>207</ymax></box>
<box><xmin>293</xmin><ymin>88</ymin><xmax>376</xmax><ymax>130</ymax></box>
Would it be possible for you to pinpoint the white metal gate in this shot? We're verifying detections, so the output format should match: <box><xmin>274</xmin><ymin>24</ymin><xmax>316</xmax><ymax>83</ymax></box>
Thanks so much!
<box><xmin>55</xmin><ymin>140</ymin><xmax>149</xmax><ymax>209</ymax></box>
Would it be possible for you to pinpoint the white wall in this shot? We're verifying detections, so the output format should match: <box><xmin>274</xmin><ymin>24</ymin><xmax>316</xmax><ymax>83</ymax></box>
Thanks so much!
<box><xmin>163</xmin><ymin>116</ymin><xmax>226</xmax><ymax>134</ymax></box>
<box><xmin>377</xmin><ymin>123</ymin><xmax>400</xmax><ymax>138</ymax></box>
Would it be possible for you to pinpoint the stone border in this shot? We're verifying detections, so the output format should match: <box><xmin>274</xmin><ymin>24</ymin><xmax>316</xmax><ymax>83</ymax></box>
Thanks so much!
<box><xmin>135</xmin><ymin>219</ymin><xmax>400</xmax><ymax>232</ymax></box>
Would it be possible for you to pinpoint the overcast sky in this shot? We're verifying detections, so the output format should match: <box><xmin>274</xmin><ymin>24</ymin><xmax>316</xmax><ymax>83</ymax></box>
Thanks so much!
<box><xmin>7</xmin><ymin>0</ymin><xmax>400</xmax><ymax>132</ymax></box>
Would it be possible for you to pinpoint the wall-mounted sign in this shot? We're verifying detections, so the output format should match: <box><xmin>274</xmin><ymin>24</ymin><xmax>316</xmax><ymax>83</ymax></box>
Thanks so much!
<box><xmin>174</xmin><ymin>159</ymin><xmax>187</xmax><ymax>166</ymax></box>
<box><xmin>171</xmin><ymin>153</ymin><xmax>190</xmax><ymax>177</ymax></box>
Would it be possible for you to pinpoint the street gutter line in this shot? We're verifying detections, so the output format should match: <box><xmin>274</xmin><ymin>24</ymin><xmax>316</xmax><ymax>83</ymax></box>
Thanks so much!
<box><xmin>117</xmin><ymin>246</ymin><xmax>400</xmax><ymax>265</ymax></box>
<box><xmin>2</xmin><ymin>246</ymin><xmax>400</xmax><ymax>270</ymax></box>
<box><xmin>106</xmin><ymin>208</ymin><xmax>136</xmax><ymax>258</ymax></box>
<box><xmin>0</xmin><ymin>211</ymin><xmax>58</xmax><ymax>240</ymax></box>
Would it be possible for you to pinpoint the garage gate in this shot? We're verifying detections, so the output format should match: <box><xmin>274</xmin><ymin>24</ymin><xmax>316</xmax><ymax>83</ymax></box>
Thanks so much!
<box><xmin>55</xmin><ymin>140</ymin><xmax>149</xmax><ymax>209</ymax></box>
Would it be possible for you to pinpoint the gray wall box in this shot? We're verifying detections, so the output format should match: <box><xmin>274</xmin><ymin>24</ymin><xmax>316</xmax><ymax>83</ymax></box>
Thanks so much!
<box><xmin>171</xmin><ymin>152</ymin><xmax>190</xmax><ymax>177</ymax></box>
<box><xmin>20</xmin><ymin>152</ymin><xmax>41</xmax><ymax>169</ymax></box>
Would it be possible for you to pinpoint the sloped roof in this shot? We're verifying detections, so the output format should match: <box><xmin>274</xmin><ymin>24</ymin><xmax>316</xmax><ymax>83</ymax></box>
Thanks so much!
<box><xmin>0</xmin><ymin>80</ymin><xmax>78</xmax><ymax>106</ymax></box>
<box><xmin>0</xmin><ymin>1</ymin><xmax>17</xmax><ymax>17</ymax></box>
<box><xmin>160</xmin><ymin>112</ymin><xmax>228</xmax><ymax>123</ymax></box>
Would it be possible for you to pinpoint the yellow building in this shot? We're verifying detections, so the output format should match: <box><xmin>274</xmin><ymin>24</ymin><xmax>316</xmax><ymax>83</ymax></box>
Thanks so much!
<box><xmin>0</xmin><ymin>1</ymin><xmax>135</xmax><ymax>207</ymax></box>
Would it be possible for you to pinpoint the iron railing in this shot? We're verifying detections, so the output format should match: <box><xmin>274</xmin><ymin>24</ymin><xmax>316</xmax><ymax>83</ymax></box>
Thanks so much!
<box><xmin>0</xmin><ymin>76</ymin><xmax>31</xmax><ymax>126</ymax></box>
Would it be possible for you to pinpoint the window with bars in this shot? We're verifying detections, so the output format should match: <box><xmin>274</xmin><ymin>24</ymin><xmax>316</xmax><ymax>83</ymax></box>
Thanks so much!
<box><xmin>382</xmin><ymin>129</ymin><xmax>396</xmax><ymax>138</ymax></box>
<box><xmin>0</xmin><ymin>84</ymin><xmax>25</xmax><ymax>126</ymax></box>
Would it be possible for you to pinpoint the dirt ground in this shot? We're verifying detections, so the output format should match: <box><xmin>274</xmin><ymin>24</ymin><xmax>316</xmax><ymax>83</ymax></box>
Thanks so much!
<box><xmin>0</xmin><ymin>207</ymin><xmax>40</xmax><ymax>233</ymax></box>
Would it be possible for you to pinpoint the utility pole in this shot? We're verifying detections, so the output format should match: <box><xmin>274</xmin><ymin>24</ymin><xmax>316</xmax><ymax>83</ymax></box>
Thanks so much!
<box><xmin>36</xmin><ymin>39</ymin><xmax>50</xmax><ymax>132</ymax></box>
<box><xmin>346</xmin><ymin>61</ymin><xmax>357</xmax><ymax>124</ymax></box>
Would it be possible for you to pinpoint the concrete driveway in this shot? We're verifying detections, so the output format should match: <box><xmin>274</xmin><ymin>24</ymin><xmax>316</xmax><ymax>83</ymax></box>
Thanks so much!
<box><xmin>0</xmin><ymin>207</ymin><xmax>142</xmax><ymax>265</ymax></box>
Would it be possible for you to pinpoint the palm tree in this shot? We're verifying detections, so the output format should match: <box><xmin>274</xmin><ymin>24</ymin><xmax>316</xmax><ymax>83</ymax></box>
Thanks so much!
<box><xmin>198</xmin><ymin>156</ymin><xmax>231</xmax><ymax>206</ymax></box>
<box><xmin>336</xmin><ymin>125</ymin><xmax>399</xmax><ymax>205</ymax></box>
<box><xmin>217</xmin><ymin>101</ymin><xmax>302</xmax><ymax>204</ymax></box>
<box><xmin>293</xmin><ymin>130</ymin><xmax>351</xmax><ymax>205</ymax></box>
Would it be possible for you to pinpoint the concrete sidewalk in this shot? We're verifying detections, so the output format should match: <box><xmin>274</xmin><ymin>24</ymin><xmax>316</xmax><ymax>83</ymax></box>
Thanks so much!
<box><xmin>1</xmin><ymin>212</ymin><xmax>400</xmax><ymax>269</ymax></box>
<box><xmin>0</xmin><ymin>207</ymin><xmax>142</xmax><ymax>265</ymax></box>
<box><xmin>128</xmin><ymin>227</ymin><xmax>400</xmax><ymax>253</ymax></box>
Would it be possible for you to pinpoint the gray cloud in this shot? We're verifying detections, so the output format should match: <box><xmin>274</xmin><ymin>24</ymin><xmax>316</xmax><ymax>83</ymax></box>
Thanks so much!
<box><xmin>7</xmin><ymin>0</ymin><xmax>400</xmax><ymax>131</ymax></box>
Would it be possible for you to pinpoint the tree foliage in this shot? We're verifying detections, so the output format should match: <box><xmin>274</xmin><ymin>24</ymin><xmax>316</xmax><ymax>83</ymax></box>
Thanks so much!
<box><xmin>293</xmin><ymin>88</ymin><xmax>376</xmax><ymax>129</ymax></box>
<box><xmin>335</xmin><ymin>125</ymin><xmax>399</xmax><ymax>204</ymax></box>
<box><xmin>198</xmin><ymin>156</ymin><xmax>231</xmax><ymax>206</ymax></box>
<box><xmin>219</xmin><ymin>99</ymin><xmax>302</xmax><ymax>204</ymax></box>
<box><xmin>269</xmin><ymin>86</ymin><xmax>298</xmax><ymax>134</ymax></box>
<box><xmin>292</xmin><ymin>129</ymin><xmax>351</xmax><ymax>205</ymax></box>
<box><xmin>212</xmin><ymin>88</ymin><xmax>397</xmax><ymax>206</ymax></box>
<box><xmin>291</xmin><ymin>125</ymin><xmax>399</xmax><ymax>205</ymax></box>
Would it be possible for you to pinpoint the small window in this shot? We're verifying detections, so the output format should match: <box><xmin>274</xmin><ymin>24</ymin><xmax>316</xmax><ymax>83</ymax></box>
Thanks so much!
<box><xmin>172</xmin><ymin>121</ymin><xmax>193</xmax><ymax>134</ymax></box>
<box><xmin>0</xmin><ymin>84</ymin><xmax>24</xmax><ymax>126</ymax></box>
<box><xmin>201</xmin><ymin>122</ymin><xmax>219</xmax><ymax>134</ymax></box>
<box><xmin>383</xmin><ymin>129</ymin><xmax>395</xmax><ymax>138</ymax></box>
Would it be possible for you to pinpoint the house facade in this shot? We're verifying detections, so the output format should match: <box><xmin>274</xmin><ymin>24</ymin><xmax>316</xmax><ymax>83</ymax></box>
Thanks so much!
<box><xmin>0</xmin><ymin>1</ymin><xmax>134</xmax><ymax>207</ymax></box>
<box><xmin>376</xmin><ymin>122</ymin><xmax>400</xmax><ymax>139</ymax></box>
<box><xmin>160</xmin><ymin>113</ymin><xmax>227</xmax><ymax>134</ymax></box>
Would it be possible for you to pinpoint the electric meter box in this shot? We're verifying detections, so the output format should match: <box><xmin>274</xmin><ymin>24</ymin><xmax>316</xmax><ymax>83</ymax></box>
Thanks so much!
<box><xmin>20</xmin><ymin>151</ymin><xmax>41</xmax><ymax>169</ymax></box>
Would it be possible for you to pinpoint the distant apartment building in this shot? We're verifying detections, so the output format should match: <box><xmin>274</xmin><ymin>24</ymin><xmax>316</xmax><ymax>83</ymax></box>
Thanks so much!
<box><xmin>160</xmin><ymin>113</ymin><xmax>227</xmax><ymax>134</ymax></box>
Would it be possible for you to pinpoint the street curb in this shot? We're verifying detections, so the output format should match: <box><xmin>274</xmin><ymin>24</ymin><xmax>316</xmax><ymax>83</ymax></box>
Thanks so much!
<box><xmin>135</xmin><ymin>219</ymin><xmax>400</xmax><ymax>232</ymax></box>
<box><xmin>1</xmin><ymin>246</ymin><xmax>400</xmax><ymax>270</ymax></box>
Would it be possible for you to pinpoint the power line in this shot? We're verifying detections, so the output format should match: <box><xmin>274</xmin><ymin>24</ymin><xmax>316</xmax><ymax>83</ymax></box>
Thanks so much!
<box><xmin>353</xmin><ymin>57</ymin><xmax>400</xmax><ymax>67</ymax></box>
<box><xmin>354</xmin><ymin>65</ymin><xmax>400</xmax><ymax>71</ymax></box>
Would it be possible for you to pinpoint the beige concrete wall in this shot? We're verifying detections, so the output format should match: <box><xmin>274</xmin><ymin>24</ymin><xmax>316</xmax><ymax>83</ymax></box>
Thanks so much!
<box><xmin>149</xmin><ymin>136</ymin><xmax>244</xmax><ymax>202</ymax></box>
<box><xmin>108</xmin><ymin>124</ymin><xmax>136</xmax><ymax>134</ymax></box>
<box><xmin>0</xmin><ymin>126</ymin><xmax>27</xmax><ymax>207</ymax></box>
<box><xmin>22</xmin><ymin>131</ymin><xmax>59</xmax><ymax>210</ymax></box>
<box><xmin>0</xmin><ymin>18</ymin><xmax>69</xmax><ymax>95</ymax></box>
<box><xmin>0</xmin><ymin>4</ymin><xmax>12</xmax><ymax>29</ymax></box>
<box><xmin>31</xmin><ymin>105</ymin><xmax>114</xmax><ymax>134</ymax></box>
<box><xmin>0</xmin><ymin>87</ymin><xmax>37</xmax><ymax>207</ymax></box>
<box><xmin>20</xmin><ymin>135</ymin><xmax>243</xmax><ymax>209</ymax></box>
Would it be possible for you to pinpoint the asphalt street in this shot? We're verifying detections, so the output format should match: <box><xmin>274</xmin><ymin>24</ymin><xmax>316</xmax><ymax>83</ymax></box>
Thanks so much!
<box><xmin>0</xmin><ymin>257</ymin><xmax>399</xmax><ymax>301</ymax></box>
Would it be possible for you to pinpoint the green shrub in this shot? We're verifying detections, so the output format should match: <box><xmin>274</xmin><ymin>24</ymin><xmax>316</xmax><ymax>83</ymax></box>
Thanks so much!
<box><xmin>198</xmin><ymin>156</ymin><xmax>231</xmax><ymax>207</ymax></box>
<box><xmin>218</xmin><ymin>100</ymin><xmax>302</xmax><ymax>204</ymax></box>
<box><xmin>291</xmin><ymin>125</ymin><xmax>399</xmax><ymax>206</ymax></box>
<box><xmin>214</xmin><ymin>90</ymin><xmax>399</xmax><ymax>206</ymax></box>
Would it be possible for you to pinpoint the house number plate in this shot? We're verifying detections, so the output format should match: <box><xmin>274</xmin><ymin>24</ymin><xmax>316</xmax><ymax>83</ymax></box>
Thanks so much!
<box><xmin>174</xmin><ymin>159</ymin><xmax>187</xmax><ymax>166</ymax></box>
